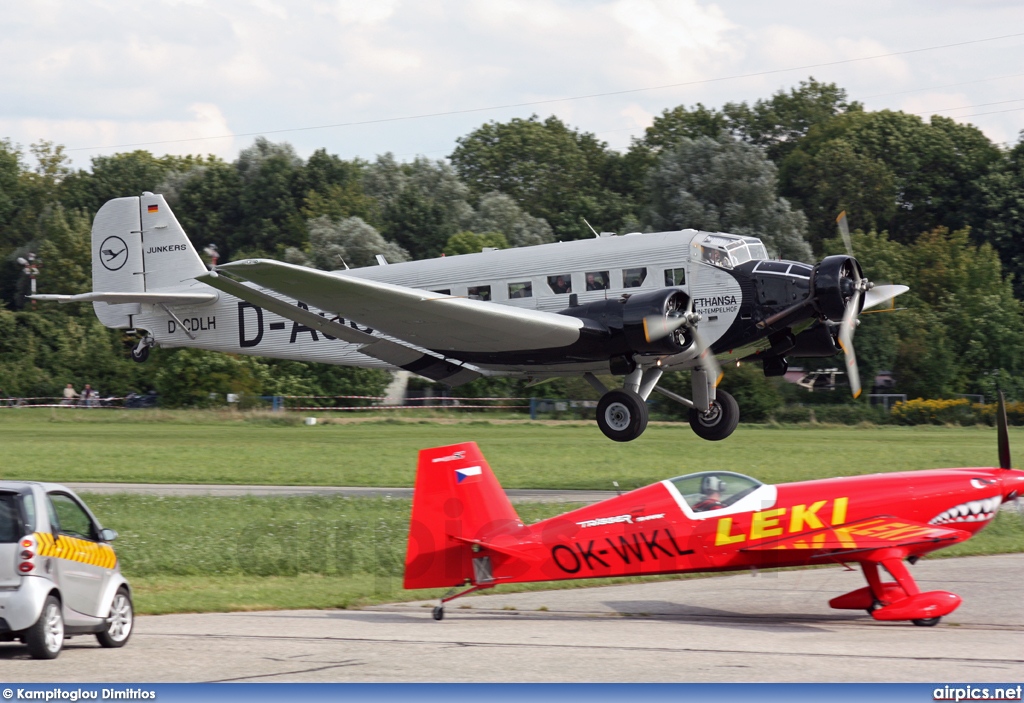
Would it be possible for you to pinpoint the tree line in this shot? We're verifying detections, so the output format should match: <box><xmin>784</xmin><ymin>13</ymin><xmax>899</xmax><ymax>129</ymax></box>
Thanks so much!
<box><xmin>1</xmin><ymin>78</ymin><xmax>1022</xmax><ymax>406</ymax></box>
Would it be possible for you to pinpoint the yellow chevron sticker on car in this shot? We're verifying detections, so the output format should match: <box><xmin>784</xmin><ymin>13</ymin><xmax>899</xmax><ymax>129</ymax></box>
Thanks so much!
<box><xmin>34</xmin><ymin>532</ymin><xmax>117</xmax><ymax>570</ymax></box>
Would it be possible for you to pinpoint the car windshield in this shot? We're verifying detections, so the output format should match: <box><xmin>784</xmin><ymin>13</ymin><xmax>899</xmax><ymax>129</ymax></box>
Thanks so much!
<box><xmin>668</xmin><ymin>471</ymin><xmax>763</xmax><ymax>513</ymax></box>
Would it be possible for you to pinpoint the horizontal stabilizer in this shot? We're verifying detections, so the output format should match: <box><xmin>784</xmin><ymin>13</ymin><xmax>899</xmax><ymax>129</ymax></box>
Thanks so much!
<box><xmin>197</xmin><ymin>271</ymin><xmax>481</xmax><ymax>386</ymax></box>
<box><xmin>741</xmin><ymin>515</ymin><xmax>969</xmax><ymax>556</ymax></box>
<box><xmin>30</xmin><ymin>292</ymin><xmax>218</xmax><ymax>305</ymax></box>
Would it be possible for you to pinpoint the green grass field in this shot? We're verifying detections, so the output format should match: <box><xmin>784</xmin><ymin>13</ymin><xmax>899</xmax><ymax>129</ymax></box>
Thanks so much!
<box><xmin>2</xmin><ymin>409</ymin><xmax>1021</xmax><ymax>615</ymax></box>
<box><xmin>0</xmin><ymin>409</ymin><xmax>1019</xmax><ymax>489</ymax></box>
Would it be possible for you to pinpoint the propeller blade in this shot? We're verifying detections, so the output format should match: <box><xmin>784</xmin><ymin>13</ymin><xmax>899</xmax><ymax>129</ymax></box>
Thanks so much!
<box><xmin>836</xmin><ymin>211</ymin><xmax>853</xmax><ymax>258</ymax></box>
<box><xmin>998</xmin><ymin>390</ymin><xmax>1012</xmax><ymax>470</ymax></box>
<box><xmin>643</xmin><ymin>314</ymin><xmax>686</xmax><ymax>342</ymax></box>
<box><xmin>838</xmin><ymin>287</ymin><xmax>863</xmax><ymax>399</ymax></box>
<box><xmin>692</xmin><ymin>325</ymin><xmax>724</xmax><ymax>387</ymax></box>
<box><xmin>863</xmin><ymin>284</ymin><xmax>910</xmax><ymax>310</ymax></box>
<box><xmin>686</xmin><ymin>244</ymin><xmax>723</xmax><ymax>387</ymax></box>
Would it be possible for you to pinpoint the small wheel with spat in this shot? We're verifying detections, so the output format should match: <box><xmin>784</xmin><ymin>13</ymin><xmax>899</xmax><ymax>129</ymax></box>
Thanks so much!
<box><xmin>912</xmin><ymin>617</ymin><xmax>941</xmax><ymax>627</ymax></box>
<box><xmin>432</xmin><ymin>606</ymin><xmax>444</xmax><ymax>621</ymax></box>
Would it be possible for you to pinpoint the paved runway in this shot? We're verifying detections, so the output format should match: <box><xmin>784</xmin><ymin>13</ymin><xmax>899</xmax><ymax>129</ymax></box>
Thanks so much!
<box><xmin>3</xmin><ymin>554</ymin><xmax>1021</xmax><ymax>682</ymax></box>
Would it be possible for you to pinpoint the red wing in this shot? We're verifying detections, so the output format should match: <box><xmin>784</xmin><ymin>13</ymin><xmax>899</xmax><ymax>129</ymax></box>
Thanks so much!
<box><xmin>741</xmin><ymin>515</ymin><xmax>970</xmax><ymax>556</ymax></box>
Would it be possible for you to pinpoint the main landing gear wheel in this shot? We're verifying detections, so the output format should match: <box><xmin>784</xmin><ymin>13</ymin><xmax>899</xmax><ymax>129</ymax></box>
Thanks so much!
<box><xmin>597</xmin><ymin>389</ymin><xmax>649</xmax><ymax>442</ymax></box>
<box><xmin>432</xmin><ymin>606</ymin><xmax>444</xmax><ymax>621</ymax></box>
<box><xmin>912</xmin><ymin>617</ymin><xmax>941</xmax><ymax>627</ymax></box>
<box><xmin>689</xmin><ymin>389</ymin><xmax>739</xmax><ymax>441</ymax></box>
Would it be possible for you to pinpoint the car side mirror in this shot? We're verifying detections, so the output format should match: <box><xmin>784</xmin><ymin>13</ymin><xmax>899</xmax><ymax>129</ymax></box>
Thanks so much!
<box><xmin>99</xmin><ymin>528</ymin><xmax>118</xmax><ymax>542</ymax></box>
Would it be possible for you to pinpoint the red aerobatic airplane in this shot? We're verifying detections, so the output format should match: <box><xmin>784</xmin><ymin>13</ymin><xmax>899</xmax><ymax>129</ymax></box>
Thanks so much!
<box><xmin>405</xmin><ymin>398</ymin><xmax>1023</xmax><ymax>626</ymax></box>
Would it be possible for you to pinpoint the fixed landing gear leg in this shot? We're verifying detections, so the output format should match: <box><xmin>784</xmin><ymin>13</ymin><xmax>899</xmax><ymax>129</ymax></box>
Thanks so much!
<box><xmin>866</xmin><ymin>551</ymin><xmax>960</xmax><ymax>625</ymax></box>
<box><xmin>434</xmin><ymin>582</ymin><xmax>495</xmax><ymax>621</ymax></box>
<box><xmin>130</xmin><ymin>335</ymin><xmax>154</xmax><ymax>363</ymax></box>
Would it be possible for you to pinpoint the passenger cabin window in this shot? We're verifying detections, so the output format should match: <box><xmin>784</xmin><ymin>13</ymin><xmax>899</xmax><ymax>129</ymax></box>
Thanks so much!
<box><xmin>467</xmin><ymin>285</ymin><xmax>491</xmax><ymax>301</ymax></box>
<box><xmin>664</xmin><ymin>268</ymin><xmax>686</xmax><ymax>287</ymax></box>
<box><xmin>623</xmin><ymin>267</ymin><xmax>647</xmax><ymax>288</ymax></box>
<box><xmin>585</xmin><ymin>271</ymin><xmax>610</xmax><ymax>291</ymax></box>
<box><xmin>548</xmin><ymin>274</ymin><xmax>572</xmax><ymax>294</ymax></box>
<box><xmin>508</xmin><ymin>282</ymin><xmax>532</xmax><ymax>299</ymax></box>
<box><xmin>669</xmin><ymin>471</ymin><xmax>763</xmax><ymax>513</ymax></box>
<box><xmin>48</xmin><ymin>493</ymin><xmax>97</xmax><ymax>541</ymax></box>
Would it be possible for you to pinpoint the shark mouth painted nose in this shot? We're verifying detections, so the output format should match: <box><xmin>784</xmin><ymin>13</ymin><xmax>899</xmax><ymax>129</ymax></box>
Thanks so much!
<box><xmin>930</xmin><ymin>496</ymin><xmax>1001</xmax><ymax>525</ymax></box>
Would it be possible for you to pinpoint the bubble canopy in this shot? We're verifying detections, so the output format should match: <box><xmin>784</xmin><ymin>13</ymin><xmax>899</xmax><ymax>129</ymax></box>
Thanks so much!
<box><xmin>668</xmin><ymin>471</ymin><xmax>764</xmax><ymax>512</ymax></box>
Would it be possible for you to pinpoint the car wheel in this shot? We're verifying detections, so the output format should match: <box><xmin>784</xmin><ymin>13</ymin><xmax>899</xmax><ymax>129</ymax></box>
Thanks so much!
<box><xmin>912</xmin><ymin>617</ymin><xmax>941</xmax><ymax>627</ymax></box>
<box><xmin>97</xmin><ymin>588</ymin><xmax>133</xmax><ymax>648</ymax></box>
<box><xmin>25</xmin><ymin>595</ymin><xmax>64</xmax><ymax>659</ymax></box>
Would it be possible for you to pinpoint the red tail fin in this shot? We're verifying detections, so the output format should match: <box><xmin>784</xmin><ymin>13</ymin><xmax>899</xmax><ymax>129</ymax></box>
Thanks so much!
<box><xmin>404</xmin><ymin>442</ymin><xmax>522</xmax><ymax>589</ymax></box>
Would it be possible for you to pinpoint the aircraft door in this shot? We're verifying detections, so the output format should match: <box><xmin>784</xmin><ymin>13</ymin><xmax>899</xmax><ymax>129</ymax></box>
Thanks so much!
<box><xmin>45</xmin><ymin>492</ymin><xmax>115</xmax><ymax>618</ymax></box>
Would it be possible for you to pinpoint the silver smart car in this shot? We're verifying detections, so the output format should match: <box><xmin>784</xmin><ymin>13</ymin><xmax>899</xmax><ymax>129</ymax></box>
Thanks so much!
<box><xmin>0</xmin><ymin>482</ymin><xmax>132</xmax><ymax>659</ymax></box>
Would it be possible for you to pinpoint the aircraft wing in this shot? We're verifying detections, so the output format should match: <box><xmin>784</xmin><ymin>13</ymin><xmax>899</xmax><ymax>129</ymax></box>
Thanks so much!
<box><xmin>208</xmin><ymin>259</ymin><xmax>585</xmax><ymax>353</ymax></box>
<box><xmin>30</xmin><ymin>292</ymin><xmax>218</xmax><ymax>305</ymax></box>
<box><xmin>198</xmin><ymin>271</ymin><xmax>481</xmax><ymax>385</ymax></box>
<box><xmin>741</xmin><ymin>515</ymin><xmax>970</xmax><ymax>556</ymax></box>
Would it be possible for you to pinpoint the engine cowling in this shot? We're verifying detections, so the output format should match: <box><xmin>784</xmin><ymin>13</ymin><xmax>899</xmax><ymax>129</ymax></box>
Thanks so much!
<box><xmin>811</xmin><ymin>255</ymin><xmax>864</xmax><ymax>321</ymax></box>
<box><xmin>568</xmin><ymin>288</ymin><xmax>692</xmax><ymax>356</ymax></box>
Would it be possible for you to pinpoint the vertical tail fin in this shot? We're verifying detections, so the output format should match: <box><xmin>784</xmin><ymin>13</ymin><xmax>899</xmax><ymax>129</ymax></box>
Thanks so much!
<box><xmin>90</xmin><ymin>194</ymin><xmax>207</xmax><ymax>327</ymax></box>
<box><xmin>404</xmin><ymin>442</ymin><xmax>523</xmax><ymax>589</ymax></box>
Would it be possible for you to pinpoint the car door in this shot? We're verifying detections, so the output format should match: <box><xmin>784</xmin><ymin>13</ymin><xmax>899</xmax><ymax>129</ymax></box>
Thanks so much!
<box><xmin>46</xmin><ymin>492</ymin><xmax>116</xmax><ymax>617</ymax></box>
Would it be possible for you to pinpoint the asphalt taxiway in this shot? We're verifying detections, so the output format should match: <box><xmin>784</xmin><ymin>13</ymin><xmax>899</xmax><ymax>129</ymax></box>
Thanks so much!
<box><xmin>3</xmin><ymin>554</ymin><xmax>1021</xmax><ymax>682</ymax></box>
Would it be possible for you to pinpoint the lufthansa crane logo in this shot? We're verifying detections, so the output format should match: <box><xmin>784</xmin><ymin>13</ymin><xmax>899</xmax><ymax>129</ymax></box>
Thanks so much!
<box><xmin>99</xmin><ymin>236</ymin><xmax>129</xmax><ymax>271</ymax></box>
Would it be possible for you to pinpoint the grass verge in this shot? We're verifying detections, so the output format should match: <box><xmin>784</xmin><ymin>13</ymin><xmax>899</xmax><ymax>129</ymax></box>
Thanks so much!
<box><xmin>2</xmin><ymin>409</ymin><xmax>1021</xmax><ymax>489</ymax></box>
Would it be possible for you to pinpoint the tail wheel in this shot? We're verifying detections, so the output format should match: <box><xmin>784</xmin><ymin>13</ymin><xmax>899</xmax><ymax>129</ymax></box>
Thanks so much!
<box><xmin>596</xmin><ymin>389</ymin><xmax>649</xmax><ymax>442</ymax></box>
<box><xmin>25</xmin><ymin>595</ymin><xmax>63</xmax><ymax>660</ymax></box>
<box><xmin>912</xmin><ymin>617</ymin><xmax>941</xmax><ymax>627</ymax></box>
<box><xmin>97</xmin><ymin>587</ymin><xmax>133</xmax><ymax>647</ymax></box>
<box><xmin>689</xmin><ymin>389</ymin><xmax>739</xmax><ymax>441</ymax></box>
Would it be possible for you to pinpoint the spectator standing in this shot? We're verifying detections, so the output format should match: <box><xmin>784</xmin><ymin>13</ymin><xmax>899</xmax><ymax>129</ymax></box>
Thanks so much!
<box><xmin>62</xmin><ymin>384</ymin><xmax>79</xmax><ymax>406</ymax></box>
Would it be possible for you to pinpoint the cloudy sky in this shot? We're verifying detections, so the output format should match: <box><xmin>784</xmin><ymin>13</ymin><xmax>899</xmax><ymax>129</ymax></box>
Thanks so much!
<box><xmin>3</xmin><ymin>0</ymin><xmax>1023</xmax><ymax>169</ymax></box>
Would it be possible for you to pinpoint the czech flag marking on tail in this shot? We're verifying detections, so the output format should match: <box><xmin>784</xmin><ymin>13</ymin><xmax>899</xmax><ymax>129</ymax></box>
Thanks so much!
<box><xmin>456</xmin><ymin>466</ymin><xmax>482</xmax><ymax>483</ymax></box>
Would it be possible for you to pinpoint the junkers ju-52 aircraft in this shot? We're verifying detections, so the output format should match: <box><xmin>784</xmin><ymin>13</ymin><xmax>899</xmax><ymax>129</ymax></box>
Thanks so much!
<box><xmin>406</xmin><ymin>397</ymin><xmax>1023</xmax><ymax>625</ymax></box>
<box><xmin>35</xmin><ymin>194</ymin><xmax>906</xmax><ymax>442</ymax></box>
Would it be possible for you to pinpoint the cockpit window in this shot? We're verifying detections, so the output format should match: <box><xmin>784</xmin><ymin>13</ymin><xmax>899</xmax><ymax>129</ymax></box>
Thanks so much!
<box><xmin>701</xmin><ymin>246</ymin><xmax>731</xmax><ymax>269</ymax></box>
<box><xmin>669</xmin><ymin>471</ymin><xmax>763</xmax><ymax>513</ymax></box>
